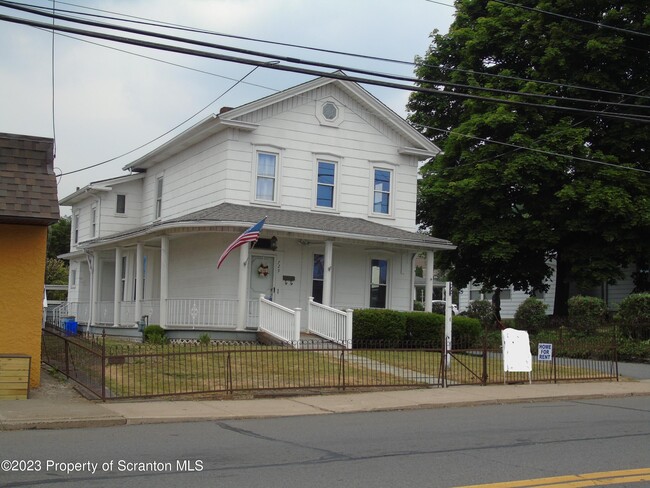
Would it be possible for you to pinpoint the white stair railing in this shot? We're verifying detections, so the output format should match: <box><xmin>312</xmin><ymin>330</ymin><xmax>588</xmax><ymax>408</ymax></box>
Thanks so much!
<box><xmin>307</xmin><ymin>297</ymin><xmax>353</xmax><ymax>348</ymax></box>
<box><xmin>258</xmin><ymin>294</ymin><xmax>301</xmax><ymax>345</ymax></box>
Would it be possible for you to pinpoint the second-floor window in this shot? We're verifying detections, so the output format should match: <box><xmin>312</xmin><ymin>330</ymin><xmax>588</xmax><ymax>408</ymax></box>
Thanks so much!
<box><xmin>116</xmin><ymin>194</ymin><xmax>126</xmax><ymax>214</ymax></box>
<box><xmin>373</xmin><ymin>168</ymin><xmax>392</xmax><ymax>215</ymax></box>
<box><xmin>91</xmin><ymin>205</ymin><xmax>97</xmax><ymax>237</ymax></box>
<box><xmin>316</xmin><ymin>161</ymin><xmax>336</xmax><ymax>209</ymax></box>
<box><xmin>73</xmin><ymin>212</ymin><xmax>79</xmax><ymax>244</ymax></box>
<box><xmin>255</xmin><ymin>152</ymin><xmax>278</xmax><ymax>202</ymax></box>
<box><xmin>155</xmin><ymin>177</ymin><xmax>163</xmax><ymax>219</ymax></box>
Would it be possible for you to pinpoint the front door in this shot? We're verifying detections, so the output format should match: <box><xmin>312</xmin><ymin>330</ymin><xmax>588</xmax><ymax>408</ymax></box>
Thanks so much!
<box><xmin>249</xmin><ymin>255</ymin><xmax>275</xmax><ymax>301</ymax></box>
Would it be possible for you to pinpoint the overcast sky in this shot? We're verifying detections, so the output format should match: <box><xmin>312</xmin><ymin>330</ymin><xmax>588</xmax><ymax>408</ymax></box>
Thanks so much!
<box><xmin>0</xmin><ymin>0</ymin><xmax>455</xmax><ymax>214</ymax></box>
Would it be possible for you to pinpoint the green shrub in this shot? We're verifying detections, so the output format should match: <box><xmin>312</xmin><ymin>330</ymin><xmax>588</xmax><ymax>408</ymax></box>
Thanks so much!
<box><xmin>143</xmin><ymin>324</ymin><xmax>168</xmax><ymax>345</ymax></box>
<box><xmin>466</xmin><ymin>300</ymin><xmax>494</xmax><ymax>328</ymax></box>
<box><xmin>405</xmin><ymin>312</ymin><xmax>444</xmax><ymax>342</ymax></box>
<box><xmin>568</xmin><ymin>296</ymin><xmax>607</xmax><ymax>333</ymax></box>
<box><xmin>451</xmin><ymin>316</ymin><xmax>482</xmax><ymax>347</ymax></box>
<box><xmin>616</xmin><ymin>293</ymin><xmax>650</xmax><ymax>340</ymax></box>
<box><xmin>352</xmin><ymin>309</ymin><xmax>407</xmax><ymax>342</ymax></box>
<box><xmin>198</xmin><ymin>333</ymin><xmax>211</xmax><ymax>346</ymax></box>
<box><xmin>514</xmin><ymin>297</ymin><xmax>548</xmax><ymax>332</ymax></box>
<box><xmin>617</xmin><ymin>337</ymin><xmax>650</xmax><ymax>362</ymax></box>
<box><xmin>352</xmin><ymin>309</ymin><xmax>480</xmax><ymax>347</ymax></box>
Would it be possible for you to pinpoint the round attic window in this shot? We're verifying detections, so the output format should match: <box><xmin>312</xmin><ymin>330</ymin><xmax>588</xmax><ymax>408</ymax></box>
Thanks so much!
<box><xmin>322</xmin><ymin>102</ymin><xmax>338</xmax><ymax>121</ymax></box>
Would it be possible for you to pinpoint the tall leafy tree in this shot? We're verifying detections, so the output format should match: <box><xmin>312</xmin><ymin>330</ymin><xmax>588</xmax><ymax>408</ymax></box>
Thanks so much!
<box><xmin>409</xmin><ymin>0</ymin><xmax>649</xmax><ymax>316</ymax></box>
<box><xmin>47</xmin><ymin>216</ymin><xmax>71</xmax><ymax>259</ymax></box>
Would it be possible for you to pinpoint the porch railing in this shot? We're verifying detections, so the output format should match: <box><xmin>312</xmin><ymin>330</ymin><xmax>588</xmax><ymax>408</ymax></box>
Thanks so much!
<box><xmin>307</xmin><ymin>297</ymin><xmax>353</xmax><ymax>348</ymax></box>
<box><xmin>259</xmin><ymin>294</ymin><xmax>301</xmax><ymax>344</ymax></box>
<box><xmin>167</xmin><ymin>298</ymin><xmax>238</xmax><ymax>328</ymax></box>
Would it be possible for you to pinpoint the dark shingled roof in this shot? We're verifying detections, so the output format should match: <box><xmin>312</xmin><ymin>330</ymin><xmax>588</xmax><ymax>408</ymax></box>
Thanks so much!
<box><xmin>0</xmin><ymin>133</ymin><xmax>60</xmax><ymax>225</ymax></box>
<box><xmin>86</xmin><ymin>202</ymin><xmax>453</xmax><ymax>250</ymax></box>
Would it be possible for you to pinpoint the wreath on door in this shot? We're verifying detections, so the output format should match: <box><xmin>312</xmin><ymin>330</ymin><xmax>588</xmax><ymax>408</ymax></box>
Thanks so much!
<box><xmin>257</xmin><ymin>263</ymin><xmax>269</xmax><ymax>277</ymax></box>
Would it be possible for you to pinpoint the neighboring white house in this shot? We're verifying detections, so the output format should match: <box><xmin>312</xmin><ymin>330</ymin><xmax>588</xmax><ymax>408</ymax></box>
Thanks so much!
<box><xmin>458</xmin><ymin>263</ymin><xmax>638</xmax><ymax>319</ymax></box>
<box><xmin>58</xmin><ymin>74</ymin><xmax>454</xmax><ymax>341</ymax></box>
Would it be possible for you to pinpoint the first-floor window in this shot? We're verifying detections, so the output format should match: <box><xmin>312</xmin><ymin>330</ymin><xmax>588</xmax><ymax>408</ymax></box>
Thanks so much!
<box><xmin>70</xmin><ymin>269</ymin><xmax>77</xmax><ymax>287</ymax></box>
<box><xmin>370</xmin><ymin>259</ymin><xmax>388</xmax><ymax>308</ymax></box>
<box><xmin>312</xmin><ymin>254</ymin><xmax>324</xmax><ymax>303</ymax></box>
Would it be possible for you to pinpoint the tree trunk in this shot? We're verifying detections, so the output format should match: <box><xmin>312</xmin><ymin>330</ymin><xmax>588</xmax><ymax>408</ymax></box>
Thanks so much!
<box><xmin>492</xmin><ymin>288</ymin><xmax>502</xmax><ymax>323</ymax></box>
<box><xmin>553</xmin><ymin>254</ymin><xmax>570</xmax><ymax>317</ymax></box>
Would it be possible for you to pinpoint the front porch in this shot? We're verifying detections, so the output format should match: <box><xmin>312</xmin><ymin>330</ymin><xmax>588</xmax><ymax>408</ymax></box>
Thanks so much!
<box><xmin>52</xmin><ymin>295</ymin><xmax>353</xmax><ymax>346</ymax></box>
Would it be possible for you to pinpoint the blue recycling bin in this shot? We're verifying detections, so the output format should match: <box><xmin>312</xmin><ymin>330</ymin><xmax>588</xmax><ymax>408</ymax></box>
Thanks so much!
<box><xmin>64</xmin><ymin>318</ymin><xmax>78</xmax><ymax>336</ymax></box>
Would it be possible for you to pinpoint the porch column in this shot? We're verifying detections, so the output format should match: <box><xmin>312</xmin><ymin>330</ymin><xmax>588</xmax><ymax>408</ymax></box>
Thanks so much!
<box><xmin>160</xmin><ymin>236</ymin><xmax>169</xmax><ymax>328</ymax></box>
<box><xmin>236</xmin><ymin>243</ymin><xmax>249</xmax><ymax>330</ymax></box>
<box><xmin>134</xmin><ymin>242</ymin><xmax>143</xmax><ymax>325</ymax></box>
<box><xmin>90</xmin><ymin>252</ymin><xmax>100</xmax><ymax>325</ymax></box>
<box><xmin>113</xmin><ymin>247</ymin><xmax>122</xmax><ymax>327</ymax></box>
<box><xmin>425</xmin><ymin>250</ymin><xmax>434</xmax><ymax>313</ymax></box>
<box><xmin>323</xmin><ymin>240</ymin><xmax>333</xmax><ymax>307</ymax></box>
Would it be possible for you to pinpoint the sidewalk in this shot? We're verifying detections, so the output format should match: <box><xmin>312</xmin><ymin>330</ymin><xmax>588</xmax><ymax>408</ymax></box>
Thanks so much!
<box><xmin>2</xmin><ymin>373</ymin><xmax>650</xmax><ymax>431</ymax></box>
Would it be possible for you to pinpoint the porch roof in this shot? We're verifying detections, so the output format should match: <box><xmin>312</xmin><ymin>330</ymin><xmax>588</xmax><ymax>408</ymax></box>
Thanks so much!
<box><xmin>81</xmin><ymin>202</ymin><xmax>455</xmax><ymax>250</ymax></box>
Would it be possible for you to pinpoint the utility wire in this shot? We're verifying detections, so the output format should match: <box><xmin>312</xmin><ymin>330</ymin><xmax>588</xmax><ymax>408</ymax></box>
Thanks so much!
<box><xmin>1</xmin><ymin>11</ymin><xmax>649</xmax><ymax>123</ymax></box>
<box><xmin>413</xmin><ymin>122</ymin><xmax>650</xmax><ymax>175</ymax></box>
<box><xmin>60</xmin><ymin>64</ymin><xmax>265</xmax><ymax>176</ymax></box>
<box><xmin>491</xmin><ymin>0</ymin><xmax>650</xmax><ymax>38</ymax></box>
<box><xmin>8</xmin><ymin>0</ymin><xmax>650</xmax><ymax>102</ymax></box>
<box><xmin>8</xmin><ymin>0</ymin><xmax>648</xmax><ymax>112</ymax></box>
<box><xmin>50</xmin><ymin>0</ymin><xmax>56</xmax><ymax>157</ymax></box>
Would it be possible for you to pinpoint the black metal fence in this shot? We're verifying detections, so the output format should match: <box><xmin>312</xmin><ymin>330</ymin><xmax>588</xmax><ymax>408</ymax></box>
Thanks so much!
<box><xmin>41</xmin><ymin>327</ymin><xmax>618</xmax><ymax>401</ymax></box>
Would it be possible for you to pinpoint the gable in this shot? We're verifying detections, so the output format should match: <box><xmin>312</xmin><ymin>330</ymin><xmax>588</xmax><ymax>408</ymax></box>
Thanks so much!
<box><xmin>123</xmin><ymin>75</ymin><xmax>440</xmax><ymax>172</ymax></box>
<box><xmin>221</xmin><ymin>76</ymin><xmax>440</xmax><ymax>157</ymax></box>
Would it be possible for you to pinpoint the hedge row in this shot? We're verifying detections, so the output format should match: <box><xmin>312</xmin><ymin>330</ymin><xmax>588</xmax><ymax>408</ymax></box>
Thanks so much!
<box><xmin>352</xmin><ymin>309</ymin><xmax>482</xmax><ymax>346</ymax></box>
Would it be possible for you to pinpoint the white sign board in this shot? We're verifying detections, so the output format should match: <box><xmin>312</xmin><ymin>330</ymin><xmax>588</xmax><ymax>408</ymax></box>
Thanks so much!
<box><xmin>538</xmin><ymin>343</ymin><xmax>553</xmax><ymax>361</ymax></box>
<box><xmin>501</xmin><ymin>328</ymin><xmax>532</xmax><ymax>373</ymax></box>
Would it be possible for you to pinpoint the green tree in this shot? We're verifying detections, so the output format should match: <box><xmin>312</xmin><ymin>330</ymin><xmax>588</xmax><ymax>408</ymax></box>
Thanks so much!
<box><xmin>409</xmin><ymin>0</ymin><xmax>650</xmax><ymax>316</ymax></box>
<box><xmin>47</xmin><ymin>216</ymin><xmax>71</xmax><ymax>259</ymax></box>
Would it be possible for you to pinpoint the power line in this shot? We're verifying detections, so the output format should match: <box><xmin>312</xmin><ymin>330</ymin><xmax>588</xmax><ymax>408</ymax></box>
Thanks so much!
<box><xmin>9</xmin><ymin>1</ymin><xmax>648</xmax><ymax>113</ymax></box>
<box><xmin>10</xmin><ymin>0</ymin><xmax>650</xmax><ymax>102</ymax></box>
<box><xmin>2</xmin><ymin>10</ymin><xmax>649</xmax><ymax>124</ymax></box>
<box><xmin>59</xmin><ymin>64</ymin><xmax>267</xmax><ymax>176</ymax></box>
<box><xmin>413</xmin><ymin>122</ymin><xmax>650</xmax><ymax>175</ymax></box>
<box><xmin>491</xmin><ymin>0</ymin><xmax>650</xmax><ymax>38</ymax></box>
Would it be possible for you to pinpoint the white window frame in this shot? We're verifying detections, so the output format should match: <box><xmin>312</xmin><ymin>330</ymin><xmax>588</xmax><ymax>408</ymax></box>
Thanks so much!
<box><xmin>70</xmin><ymin>268</ymin><xmax>77</xmax><ymax>288</ymax></box>
<box><xmin>73</xmin><ymin>212</ymin><xmax>80</xmax><ymax>244</ymax></box>
<box><xmin>155</xmin><ymin>176</ymin><xmax>164</xmax><ymax>220</ymax></box>
<box><xmin>90</xmin><ymin>204</ymin><xmax>97</xmax><ymax>237</ymax></box>
<box><xmin>251</xmin><ymin>147</ymin><xmax>282</xmax><ymax>206</ymax></box>
<box><xmin>116</xmin><ymin>194</ymin><xmax>126</xmax><ymax>215</ymax></box>
<box><xmin>312</xmin><ymin>154</ymin><xmax>340</xmax><ymax>212</ymax></box>
<box><xmin>368</xmin><ymin>257</ymin><xmax>390</xmax><ymax>309</ymax></box>
<box><xmin>369</xmin><ymin>164</ymin><xmax>395</xmax><ymax>218</ymax></box>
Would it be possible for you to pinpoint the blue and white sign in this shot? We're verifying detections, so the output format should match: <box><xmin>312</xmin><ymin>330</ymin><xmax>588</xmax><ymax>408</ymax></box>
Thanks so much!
<box><xmin>538</xmin><ymin>343</ymin><xmax>553</xmax><ymax>361</ymax></box>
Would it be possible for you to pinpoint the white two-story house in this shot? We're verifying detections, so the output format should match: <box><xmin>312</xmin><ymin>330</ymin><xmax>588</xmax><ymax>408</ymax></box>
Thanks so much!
<box><xmin>58</xmin><ymin>74</ymin><xmax>454</xmax><ymax>341</ymax></box>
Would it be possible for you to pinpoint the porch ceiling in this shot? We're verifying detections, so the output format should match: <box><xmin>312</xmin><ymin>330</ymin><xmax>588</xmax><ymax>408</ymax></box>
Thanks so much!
<box><xmin>80</xmin><ymin>202</ymin><xmax>455</xmax><ymax>251</ymax></box>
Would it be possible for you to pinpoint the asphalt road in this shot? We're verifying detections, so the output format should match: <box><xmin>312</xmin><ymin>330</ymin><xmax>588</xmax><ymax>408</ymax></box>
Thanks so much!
<box><xmin>1</xmin><ymin>397</ymin><xmax>649</xmax><ymax>488</ymax></box>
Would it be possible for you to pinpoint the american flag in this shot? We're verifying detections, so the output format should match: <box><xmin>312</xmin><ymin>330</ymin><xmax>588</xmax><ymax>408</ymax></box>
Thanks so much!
<box><xmin>217</xmin><ymin>217</ymin><xmax>267</xmax><ymax>269</ymax></box>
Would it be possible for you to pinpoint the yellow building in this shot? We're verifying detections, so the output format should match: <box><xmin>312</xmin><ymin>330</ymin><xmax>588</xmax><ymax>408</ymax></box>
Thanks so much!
<box><xmin>0</xmin><ymin>133</ymin><xmax>59</xmax><ymax>390</ymax></box>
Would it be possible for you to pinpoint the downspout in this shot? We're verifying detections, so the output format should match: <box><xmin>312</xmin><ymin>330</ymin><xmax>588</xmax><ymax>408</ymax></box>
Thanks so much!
<box><xmin>410</xmin><ymin>253</ymin><xmax>417</xmax><ymax>311</ymax></box>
